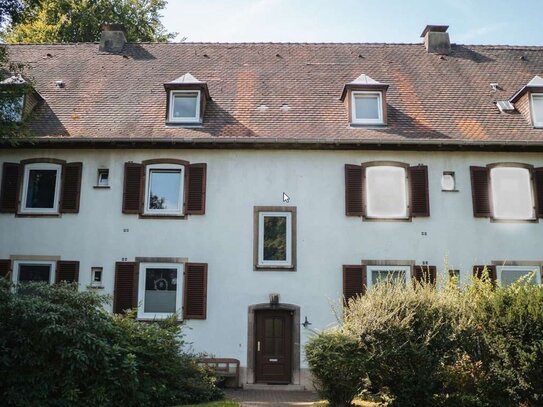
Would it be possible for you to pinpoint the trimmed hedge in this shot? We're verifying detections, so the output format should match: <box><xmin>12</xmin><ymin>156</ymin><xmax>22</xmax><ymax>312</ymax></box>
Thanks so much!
<box><xmin>0</xmin><ymin>280</ymin><xmax>223</xmax><ymax>407</ymax></box>
<box><xmin>306</xmin><ymin>272</ymin><xmax>543</xmax><ymax>407</ymax></box>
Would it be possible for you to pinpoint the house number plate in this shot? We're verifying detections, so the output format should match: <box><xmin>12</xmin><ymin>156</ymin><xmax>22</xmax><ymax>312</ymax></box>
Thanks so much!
<box><xmin>269</xmin><ymin>358</ymin><xmax>278</xmax><ymax>362</ymax></box>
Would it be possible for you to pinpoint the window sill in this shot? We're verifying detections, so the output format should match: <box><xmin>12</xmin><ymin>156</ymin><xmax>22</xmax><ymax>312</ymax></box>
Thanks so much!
<box><xmin>16</xmin><ymin>212</ymin><xmax>61</xmax><ymax>218</ymax></box>
<box><xmin>490</xmin><ymin>217</ymin><xmax>539</xmax><ymax>223</ymax></box>
<box><xmin>441</xmin><ymin>189</ymin><xmax>459</xmax><ymax>192</ymax></box>
<box><xmin>139</xmin><ymin>213</ymin><xmax>186</xmax><ymax>220</ymax></box>
<box><xmin>165</xmin><ymin>121</ymin><xmax>203</xmax><ymax>128</ymax></box>
<box><xmin>363</xmin><ymin>216</ymin><xmax>412</xmax><ymax>222</ymax></box>
<box><xmin>87</xmin><ymin>285</ymin><xmax>105</xmax><ymax>290</ymax></box>
<box><xmin>136</xmin><ymin>317</ymin><xmax>183</xmax><ymax>324</ymax></box>
<box><xmin>93</xmin><ymin>185</ymin><xmax>110</xmax><ymax>189</ymax></box>
<box><xmin>254</xmin><ymin>265</ymin><xmax>296</xmax><ymax>272</ymax></box>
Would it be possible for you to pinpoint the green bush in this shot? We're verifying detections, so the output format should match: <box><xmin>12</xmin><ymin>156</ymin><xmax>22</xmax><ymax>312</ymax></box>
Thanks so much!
<box><xmin>0</xmin><ymin>280</ymin><xmax>222</xmax><ymax>407</ymax></box>
<box><xmin>306</xmin><ymin>271</ymin><xmax>543</xmax><ymax>407</ymax></box>
<box><xmin>305</xmin><ymin>330</ymin><xmax>368</xmax><ymax>406</ymax></box>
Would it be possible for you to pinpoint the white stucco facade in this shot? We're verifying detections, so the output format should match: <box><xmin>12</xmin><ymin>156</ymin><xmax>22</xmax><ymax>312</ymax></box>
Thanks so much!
<box><xmin>1</xmin><ymin>148</ymin><xmax>542</xmax><ymax>386</ymax></box>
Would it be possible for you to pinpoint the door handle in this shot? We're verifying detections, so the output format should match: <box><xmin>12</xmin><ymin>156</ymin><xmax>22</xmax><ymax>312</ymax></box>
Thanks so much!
<box><xmin>257</xmin><ymin>341</ymin><xmax>261</xmax><ymax>352</ymax></box>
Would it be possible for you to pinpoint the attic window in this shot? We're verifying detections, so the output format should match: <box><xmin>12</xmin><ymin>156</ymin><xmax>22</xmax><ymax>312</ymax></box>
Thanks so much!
<box><xmin>169</xmin><ymin>90</ymin><xmax>201</xmax><ymax>123</ymax></box>
<box><xmin>531</xmin><ymin>94</ymin><xmax>543</xmax><ymax>128</ymax></box>
<box><xmin>352</xmin><ymin>91</ymin><xmax>383</xmax><ymax>124</ymax></box>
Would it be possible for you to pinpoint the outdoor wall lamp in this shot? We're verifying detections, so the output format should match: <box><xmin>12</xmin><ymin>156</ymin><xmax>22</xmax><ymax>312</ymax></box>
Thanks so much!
<box><xmin>302</xmin><ymin>316</ymin><xmax>312</xmax><ymax>328</ymax></box>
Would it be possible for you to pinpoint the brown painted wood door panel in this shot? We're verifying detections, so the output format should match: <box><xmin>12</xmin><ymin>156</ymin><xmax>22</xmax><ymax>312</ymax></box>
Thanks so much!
<box><xmin>255</xmin><ymin>310</ymin><xmax>292</xmax><ymax>384</ymax></box>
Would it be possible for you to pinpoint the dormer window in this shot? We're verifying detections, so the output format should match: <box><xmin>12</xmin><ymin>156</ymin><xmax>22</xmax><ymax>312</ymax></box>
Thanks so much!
<box><xmin>0</xmin><ymin>74</ymin><xmax>43</xmax><ymax>124</ymax></box>
<box><xmin>352</xmin><ymin>91</ymin><xmax>383</xmax><ymax>125</ymax></box>
<box><xmin>164</xmin><ymin>73</ymin><xmax>210</xmax><ymax>125</ymax></box>
<box><xmin>341</xmin><ymin>74</ymin><xmax>388</xmax><ymax>126</ymax></box>
<box><xmin>531</xmin><ymin>94</ymin><xmax>543</xmax><ymax>128</ymax></box>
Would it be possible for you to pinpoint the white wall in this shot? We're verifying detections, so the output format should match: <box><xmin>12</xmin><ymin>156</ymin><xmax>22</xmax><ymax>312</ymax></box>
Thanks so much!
<box><xmin>1</xmin><ymin>148</ymin><xmax>542</xmax><ymax>370</ymax></box>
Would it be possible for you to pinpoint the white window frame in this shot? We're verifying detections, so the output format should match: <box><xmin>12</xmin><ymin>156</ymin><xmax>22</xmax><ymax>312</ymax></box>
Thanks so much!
<box><xmin>364</xmin><ymin>164</ymin><xmax>410</xmax><ymax>219</ymax></box>
<box><xmin>497</xmin><ymin>265</ymin><xmax>541</xmax><ymax>286</ymax></box>
<box><xmin>137</xmin><ymin>262</ymin><xmax>184</xmax><ymax>320</ymax></box>
<box><xmin>530</xmin><ymin>93</ymin><xmax>543</xmax><ymax>128</ymax></box>
<box><xmin>20</xmin><ymin>163</ymin><xmax>62</xmax><ymax>214</ymax></box>
<box><xmin>12</xmin><ymin>260</ymin><xmax>56</xmax><ymax>285</ymax></box>
<box><xmin>168</xmin><ymin>90</ymin><xmax>201</xmax><ymax>123</ymax></box>
<box><xmin>258</xmin><ymin>211</ymin><xmax>292</xmax><ymax>267</ymax></box>
<box><xmin>143</xmin><ymin>163</ymin><xmax>185</xmax><ymax>216</ymax></box>
<box><xmin>367</xmin><ymin>265</ymin><xmax>411</xmax><ymax>290</ymax></box>
<box><xmin>489</xmin><ymin>165</ymin><xmax>535</xmax><ymax>221</ymax></box>
<box><xmin>351</xmin><ymin>91</ymin><xmax>384</xmax><ymax>125</ymax></box>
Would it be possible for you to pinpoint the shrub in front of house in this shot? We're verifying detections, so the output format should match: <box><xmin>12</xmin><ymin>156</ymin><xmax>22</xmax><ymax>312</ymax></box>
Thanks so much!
<box><xmin>307</xmin><ymin>274</ymin><xmax>543</xmax><ymax>407</ymax></box>
<box><xmin>0</xmin><ymin>280</ymin><xmax>222</xmax><ymax>407</ymax></box>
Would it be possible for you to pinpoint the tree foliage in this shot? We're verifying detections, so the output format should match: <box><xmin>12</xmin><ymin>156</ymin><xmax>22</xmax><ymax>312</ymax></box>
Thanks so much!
<box><xmin>2</xmin><ymin>0</ymin><xmax>175</xmax><ymax>43</ymax></box>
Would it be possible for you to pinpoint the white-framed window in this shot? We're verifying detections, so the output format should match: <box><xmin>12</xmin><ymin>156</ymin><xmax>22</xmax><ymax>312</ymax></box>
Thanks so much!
<box><xmin>168</xmin><ymin>90</ymin><xmax>201</xmax><ymax>123</ymax></box>
<box><xmin>490</xmin><ymin>166</ymin><xmax>535</xmax><ymax>220</ymax></box>
<box><xmin>97</xmin><ymin>169</ymin><xmax>109</xmax><ymax>187</ymax></box>
<box><xmin>497</xmin><ymin>265</ymin><xmax>541</xmax><ymax>286</ymax></box>
<box><xmin>351</xmin><ymin>91</ymin><xmax>383</xmax><ymax>125</ymax></box>
<box><xmin>441</xmin><ymin>171</ymin><xmax>456</xmax><ymax>191</ymax></box>
<box><xmin>531</xmin><ymin>93</ymin><xmax>543</xmax><ymax>128</ymax></box>
<box><xmin>20</xmin><ymin>163</ymin><xmax>62</xmax><ymax>214</ymax></box>
<box><xmin>137</xmin><ymin>262</ymin><xmax>183</xmax><ymax>320</ymax></box>
<box><xmin>143</xmin><ymin>163</ymin><xmax>185</xmax><ymax>216</ymax></box>
<box><xmin>258</xmin><ymin>211</ymin><xmax>292</xmax><ymax>267</ymax></box>
<box><xmin>367</xmin><ymin>265</ymin><xmax>411</xmax><ymax>289</ymax></box>
<box><xmin>91</xmin><ymin>267</ymin><xmax>103</xmax><ymax>287</ymax></box>
<box><xmin>365</xmin><ymin>165</ymin><xmax>409</xmax><ymax>219</ymax></box>
<box><xmin>0</xmin><ymin>94</ymin><xmax>24</xmax><ymax>123</ymax></box>
<box><xmin>12</xmin><ymin>260</ymin><xmax>56</xmax><ymax>284</ymax></box>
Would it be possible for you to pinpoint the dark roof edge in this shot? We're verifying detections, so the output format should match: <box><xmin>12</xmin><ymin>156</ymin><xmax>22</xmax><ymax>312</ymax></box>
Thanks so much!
<box><xmin>4</xmin><ymin>137</ymin><xmax>543</xmax><ymax>152</ymax></box>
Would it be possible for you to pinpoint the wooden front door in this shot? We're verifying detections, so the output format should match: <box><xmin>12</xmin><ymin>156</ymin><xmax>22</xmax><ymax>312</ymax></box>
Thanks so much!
<box><xmin>255</xmin><ymin>310</ymin><xmax>292</xmax><ymax>384</ymax></box>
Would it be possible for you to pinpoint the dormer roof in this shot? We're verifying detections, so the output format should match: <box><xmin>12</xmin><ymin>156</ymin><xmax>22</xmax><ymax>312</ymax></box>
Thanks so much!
<box><xmin>510</xmin><ymin>75</ymin><xmax>543</xmax><ymax>103</ymax></box>
<box><xmin>164</xmin><ymin>72</ymin><xmax>210</xmax><ymax>100</ymax></box>
<box><xmin>340</xmin><ymin>74</ymin><xmax>389</xmax><ymax>100</ymax></box>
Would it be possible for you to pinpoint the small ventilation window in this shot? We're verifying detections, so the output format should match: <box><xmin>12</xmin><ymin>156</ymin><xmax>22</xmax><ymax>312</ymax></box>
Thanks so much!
<box><xmin>96</xmin><ymin>169</ymin><xmax>109</xmax><ymax>187</ymax></box>
<box><xmin>441</xmin><ymin>171</ymin><xmax>457</xmax><ymax>191</ymax></box>
<box><xmin>496</xmin><ymin>100</ymin><xmax>515</xmax><ymax>113</ymax></box>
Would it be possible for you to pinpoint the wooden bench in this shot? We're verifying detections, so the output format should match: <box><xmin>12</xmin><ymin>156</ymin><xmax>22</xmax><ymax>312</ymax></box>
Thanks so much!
<box><xmin>199</xmin><ymin>358</ymin><xmax>240</xmax><ymax>388</ymax></box>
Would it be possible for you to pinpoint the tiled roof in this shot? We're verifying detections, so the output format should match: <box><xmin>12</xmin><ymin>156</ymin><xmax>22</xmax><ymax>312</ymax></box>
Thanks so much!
<box><xmin>5</xmin><ymin>41</ymin><xmax>543</xmax><ymax>145</ymax></box>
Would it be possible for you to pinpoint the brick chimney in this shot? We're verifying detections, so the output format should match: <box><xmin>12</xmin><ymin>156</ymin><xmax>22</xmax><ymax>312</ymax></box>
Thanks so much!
<box><xmin>421</xmin><ymin>25</ymin><xmax>451</xmax><ymax>55</ymax></box>
<box><xmin>99</xmin><ymin>24</ymin><xmax>127</xmax><ymax>53</ymax></box>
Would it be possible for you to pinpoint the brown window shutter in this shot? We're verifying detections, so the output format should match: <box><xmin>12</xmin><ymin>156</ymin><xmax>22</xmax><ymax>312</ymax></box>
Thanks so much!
<box><xmin>0</xmin><ymin>163</ymin><xmax>21</xmax><ymax>213</ymax></box>
<box><xmin>60</xmin><ymin>162</ymin><xmax>82</xmax><ymax>213</ymax></box>
<box><xmin>113</xmin><ymin>262</ymin><xmax>139</xmax><ymax>314</ymax></box>
<box><xmin>534</xmin><ymin>168</ymin><xmax>543</xmax><ymax>218</ymax></box>
<box><xmin>409</xmin><ymin>165</ymin><xmax>430</xmax><ymax>217</ymax></box>
<box><xmin>185</xmin><ymin>163</ymin><xmax>207</xmax><ymax>215</ymax></box>
<box><xmin>470</xmin><ymin>166</ymin><xmax>491</xmax><ymax>217</ymax></box>
<box><xmin>0</xmin><ymin>259</ymin><xmax>11</xmax><ymax>281</ymax></box>
<box><xmin>345</xmin><ymin>164</ymin><xmax>364</xmax><ymax>216</ymax></box>
<box><xmin>413</xmin><ymin>265</ymin><xmax>437</xmax><ymax>286</ymax></box>
<box><xmin>122</xmin><ymin>163</ymin><xmax>143</xmax><ymax>214</ymax></box>
<box><xmin>473</xmin><ymin>265</ymin><xmax>497</xmax><ymax>283</ymax></box>
<box><xmin>343</xmin><ymin>265</ymin><xmax>366</xmax><ymax>302</ymax></box>
<box><xmin>183</xmin><ymin>262</ymin><xmax>208</xmax><ymax>319</ymax></box>
<box><xmin>56</xmin><ymin>261</ymin><xmax>80</xmax><ymax>283</ymax></box>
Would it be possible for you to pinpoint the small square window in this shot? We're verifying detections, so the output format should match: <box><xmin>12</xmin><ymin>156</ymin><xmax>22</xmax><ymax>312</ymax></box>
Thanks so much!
<box><xmin>144</xmin><ymin>164</ymin><xmax>184</xmax><ymax>216</ymax></box>
<box><xmin>531</xmin><ymin>94</ymin><xmax>543</xmax><ymax>128</ymax></box>
<box><xmin>91</xmin><ymin>267</ymin><xmax>103</xmax><ymax>287</ymax></box>
<box><xmin>365</xmin><ymin>165</ymin><xmax>408</xmax><ymax>219</ymax></box>
<box><xmin>449</xmin><ymin>269</ymin><xmax>460</xmax><ymax>284</ymax></box>
<box><xmin>97</xmin><ymin>169</ymin><xmax>109</xmax><ymax>187</ymax></box>
<box><xmin>351</xmin><ymin>91</ymin><xmax>383</xmax><ymax>125</ymax></box>
<box><xmin>255</xmin><ymin>207</ymin><xmax>296</xmax><ymax>270</ymax></box>
<box><xmin>169</xmin><ymin>90</ymin><xmax>201</xmax><ymax>123</ymax></box>
<box><xmin>13</xmin><ymin>260</ymin><xmax>55</xmax><ymax>285</ymax></box>
<box><xmin>137</xmin><ymin>263</ymin><xmax>182</xmax><ymax>319</ymax></box>
<box><xmin>0</xmin><ymin>94</ymin><xmax>24</xmax><ymax>123</ymax></box>
<box><xmin>497</xmin><ymin>266</ymin><xmax>541</xmax><ymax>286</ymax></box>
<box><xmin>441</xmin><ymin>172</ymin><xmax>456</xmax><ymax>191</ymax></box>
<box><xmin>20</xmin><ymin>163</ymin><xmax>62</xmax><ymax>214</ymax></box>
<box><xmin>490</xmin><ymin>166</ymin><xmax>534</xmax><ymax>220</ymax></box>
<box><xmin>367</xmin><ymin>265</ymin><xmax>411</xmax><ymax>289</ymax></box>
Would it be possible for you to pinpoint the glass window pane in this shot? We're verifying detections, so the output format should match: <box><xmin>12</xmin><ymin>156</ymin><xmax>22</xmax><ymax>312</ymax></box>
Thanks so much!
<box><xmin>19</xmin><ymin>264</ymin><xmax>51</xmax><ymax>283</ymax></box>
<box><xmin>0</xmin><ymin>95</ymin><xmax>23</xmax><ymax>122</ymax></box>
<box><xmin>491</xmin><ymin>167</ymin><xmax>533</xmax><ymax>220</ymax></box>
<box><xmin>26</xmin><ymin>169</ymin><xmax>57</xmax><ymax>209</ymax></box>
<box><xmin>263</xmin><ymin>216</ymin><xmax>287</xmax><ymax>261</ymax></box>
<box><xmin>366</xmin><ymin>166</ymin><xmax>407</xmax><ymax>218</ymax></box>
<box><xmin>144</xmin><ymin>268</ymin><xmax>178</xmax><ymax>313</ymax></box>
<box><xmin>500</xmin><ymin>268</ymin><xmax>538</xmax><ymax>286</ymax></box>
<box><xmin>148</xmin><ymin>170</ymin><xmax>182</xmax><ymax>211</ymax></box>
<box><xmin>354</xmin><ymin>94</ymin><xmax>380</xmax><ymax>120</ymax></box>
<box><xmin>172</xmin><ymin>93</ymin><xmax>198</xmax><ymax>118</ymax></box>
<box><xmin>372</xmin><ymin>269</ymin><xmax>407</xmax><ymax>286</ymax></box>
<box><xmin>533</xmin><ymin>95</ymin><xmax>543</xmax><ymax>124</ymax></box>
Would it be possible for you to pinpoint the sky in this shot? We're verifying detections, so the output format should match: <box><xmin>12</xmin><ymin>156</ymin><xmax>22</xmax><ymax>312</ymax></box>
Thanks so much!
<box><xmin>162</xmin><ymin>0</ymin><xmax>543</xmax><ymax>45</ymax></box>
